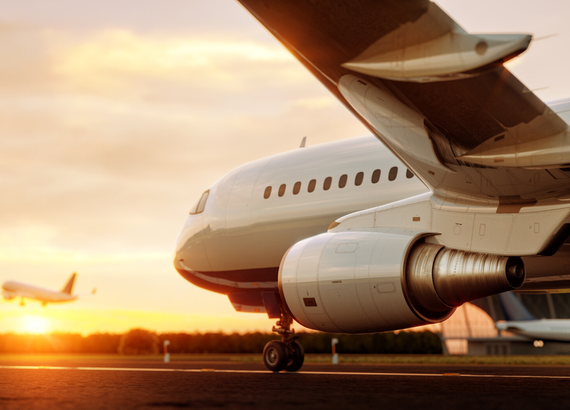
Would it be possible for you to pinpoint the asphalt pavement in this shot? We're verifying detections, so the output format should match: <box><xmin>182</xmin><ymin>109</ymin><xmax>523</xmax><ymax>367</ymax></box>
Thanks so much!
<box><xmin>2</xmin><ymin>357</ymin><xmax>570</xmax><ymax>409</ymax></box>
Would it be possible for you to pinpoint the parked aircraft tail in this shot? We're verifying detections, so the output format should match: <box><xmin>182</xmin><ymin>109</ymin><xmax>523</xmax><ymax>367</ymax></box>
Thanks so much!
<box><xmin>60</xmin><ymin>273</ymin><xmax>77</xmax><ymax>295</ymax></box>
<box><xmin>497</xmin><ymin>292</ymin><xmax>536</xmax><ymax>321</ymax></box>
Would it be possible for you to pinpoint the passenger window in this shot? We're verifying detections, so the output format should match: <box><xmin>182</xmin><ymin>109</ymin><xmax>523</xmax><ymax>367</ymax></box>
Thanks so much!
<box><xmin>278</xmin><ymin>184</ymin><xmax>286</xmax><ymax>197</ymax></box>
<box><xmin>355</xmin><ymin>172</ymin><xmax>364</xmax><ymax>186</ymax></box>
<box><xmin>406</xmin><ymin>169</ymin><xmax>414</xmax><ymax>179</ymax></box>
<box><xmin>293</xmin><ymin>181</ymin><xmax>301</xmax><ymax>195</ymax></box>
<box><xmin>371</xmin><ymin>169</ymin><xmax>380</xmax><ymax>183</ymax></box>
<box><xmin>323</xmin><ymin>177</ymin><xmax>332</xmax><ymax>191</ymax></box>
<box><xmin>389</xmin><ymin>167</ymin><xmax>398</xmax><ymax>181</ymax></box>
<box><xmin>308</xmin><ymin>179</ymin><xmax>316</xmax><ymax>193</ymax></box>
<box><xmin>190</xmin><ymin>190</ymin><xmax>210</xmax><ymax>215</ymax></box>
<box><xmin>339</xmin><ymin>174</ymin><xmax>347</xmax><ymax>188</ymax></box>
<box><xmin>263</xmin><ymin>186</ymin><xmax>272</xmax><ymax>199</ymax></box>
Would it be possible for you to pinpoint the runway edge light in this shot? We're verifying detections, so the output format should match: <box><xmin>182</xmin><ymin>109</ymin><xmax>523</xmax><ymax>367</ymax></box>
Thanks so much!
<box><xmin>164</xmin><ymin>340</ymin><xmax>170</xmax><ymax>363</ymax></box>
<box><xmin>331</xmin><ymin>338</ymin><xmax>339</xmax><ymax>365</ymax></box>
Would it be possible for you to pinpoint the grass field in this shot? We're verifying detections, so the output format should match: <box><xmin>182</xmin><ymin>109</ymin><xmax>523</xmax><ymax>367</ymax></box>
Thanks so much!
<box><xmin>2</xmin><ymin>353</ymin><xmax>570</xmax><ymax>366</ymax></box>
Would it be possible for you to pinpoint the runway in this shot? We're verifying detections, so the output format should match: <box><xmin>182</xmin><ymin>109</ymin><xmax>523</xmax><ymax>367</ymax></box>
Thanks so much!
<box><xmin>4</xmin><ymin>363</ymin><xmax>570</xmax><ymax>380</ymax></box>
<box><xmin>2</xmin><ymin>358</ymin><xmax>570</xmax><ymax>409</ymax></box>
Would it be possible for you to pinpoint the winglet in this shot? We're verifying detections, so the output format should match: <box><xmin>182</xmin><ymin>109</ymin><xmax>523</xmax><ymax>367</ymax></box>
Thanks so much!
<box><xmin>342</xmin><ymin>3</ymin><xmax>531</xmax><ymax>82</ymax></box>
<box><xmin>299</xmin><ymin>136</ymin><xmax>307</xmax><ymax>148</ymax></box>
<box><xmin>61</xmin><ymin>272</ymin><xmax>77</xmax><ymax>295</ymax></box>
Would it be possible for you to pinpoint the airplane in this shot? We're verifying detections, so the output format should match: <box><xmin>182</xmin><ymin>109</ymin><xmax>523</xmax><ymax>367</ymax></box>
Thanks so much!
<box><xmin>174</xmin><ymin>0</ymin><xmax>570</xmax><ymax>372</ymax></box>
<box><xmin>1</xmin><ymin>273</ymin><xmax>89</xmax><ymax>306</ymax></box>
<box><xmin>495</xmin><ymin>292</ymin><xmax>570</xmax><ymax>343</ymax></box>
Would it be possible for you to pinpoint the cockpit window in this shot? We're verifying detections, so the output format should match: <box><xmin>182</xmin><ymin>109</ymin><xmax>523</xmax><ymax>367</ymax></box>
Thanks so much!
<box><xmin>190</xmin><ymin>190</ymin><xmax>210</xmax><ymax>215</ymax></box>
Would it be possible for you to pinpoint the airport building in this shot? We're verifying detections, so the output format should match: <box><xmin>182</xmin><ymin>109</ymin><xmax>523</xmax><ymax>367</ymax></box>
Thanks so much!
<box><xmin>466</xmin><ymin>337</ymin><xmax>570</xmax><ymax>356</ymax></box>
<box><xmin>472</xmin><ymin>294</ymin><xmax>570</xmax><ymax>322</ymax></box>
<box><xmin>438</xmin><ymin>294</ymin><xmax>570</xmax><ymax>355</ymax></box>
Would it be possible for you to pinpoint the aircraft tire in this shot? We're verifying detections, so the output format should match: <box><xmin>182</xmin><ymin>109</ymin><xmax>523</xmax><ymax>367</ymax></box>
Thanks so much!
<box><xmin>285</xmin><ymin>340</ymin><xmax>304</xmax><ymax>372</ymax></box>
<box><xmin>263</xmin><ymin>340</ymin><xmax>289</xmax><ymax>372</ymax></box>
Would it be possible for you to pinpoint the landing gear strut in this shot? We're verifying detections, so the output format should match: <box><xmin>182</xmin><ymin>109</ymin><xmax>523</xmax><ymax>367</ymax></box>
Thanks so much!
<box><xmin>263</xmin><ymin>310</ymin><xmax>305</xmax><ymax>372</ymax></box>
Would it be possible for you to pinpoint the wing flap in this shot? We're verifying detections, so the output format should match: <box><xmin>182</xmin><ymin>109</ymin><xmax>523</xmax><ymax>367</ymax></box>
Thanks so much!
<box><xmin>238</xmin><ymin>0</ymin><xmax>570</xmax><ymax>201</ymax></box>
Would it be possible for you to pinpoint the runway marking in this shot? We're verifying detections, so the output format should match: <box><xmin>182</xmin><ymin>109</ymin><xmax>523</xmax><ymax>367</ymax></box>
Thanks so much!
<box><xmin>2</xmin><ymin>365</ymin><xmax>570</xmax><ymax>379</ymax></box>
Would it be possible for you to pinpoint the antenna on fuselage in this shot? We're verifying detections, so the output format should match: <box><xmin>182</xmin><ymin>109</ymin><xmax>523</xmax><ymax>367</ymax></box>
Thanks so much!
<box><xmin>299</xmin><ymin>136</ymin><xmax>307</xmax><ymax>148</ymax></box>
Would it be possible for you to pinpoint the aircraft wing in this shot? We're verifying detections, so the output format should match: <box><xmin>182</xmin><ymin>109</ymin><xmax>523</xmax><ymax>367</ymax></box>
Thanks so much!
<box><xmin>237</xmin><ymin>0</ymin><xmax>570</xmax><ymax>204</ymax></box>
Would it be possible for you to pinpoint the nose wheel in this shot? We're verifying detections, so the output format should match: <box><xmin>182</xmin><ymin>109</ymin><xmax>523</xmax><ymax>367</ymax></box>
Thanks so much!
<box><xmin>263</xmin><ymin>311</ymin><xmax>305</xmax><ymax>372</ymax></box>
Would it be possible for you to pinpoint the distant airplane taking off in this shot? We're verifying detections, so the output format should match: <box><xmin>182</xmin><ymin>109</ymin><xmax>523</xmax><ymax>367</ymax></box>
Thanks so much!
<box><xmin>495</xmin><ymin>292</ymin><xmax>570</xmax><ymax>342</ymax></box>
<box><xmin>1</xmin><ymin>273</ymin><xmax>92</xmax><ymax>306</ymax></box>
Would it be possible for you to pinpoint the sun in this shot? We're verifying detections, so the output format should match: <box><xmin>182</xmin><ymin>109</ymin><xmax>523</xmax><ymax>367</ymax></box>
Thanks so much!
<box><xmin>22</xmin><ymin>315</ymin><xmax>50</xmax><ymax>334</ymax></box>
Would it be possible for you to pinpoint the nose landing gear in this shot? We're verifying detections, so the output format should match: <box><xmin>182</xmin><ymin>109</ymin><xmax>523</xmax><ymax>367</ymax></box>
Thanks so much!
<box><xmin>262</xmin><ymin>310</ymin><xmax>305</xmax><ymax>372</ymax></box>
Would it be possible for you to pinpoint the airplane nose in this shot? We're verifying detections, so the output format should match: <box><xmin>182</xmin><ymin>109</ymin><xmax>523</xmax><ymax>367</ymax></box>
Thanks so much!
<box><xmin>174</xmin><ymin>214</ymin><xmax>211</xmax><ymax>273</ymax></box>
<box><xmin>494</xmin><ymin>322</ymin><xmax>507</xmax><ymax>331</ymax></box>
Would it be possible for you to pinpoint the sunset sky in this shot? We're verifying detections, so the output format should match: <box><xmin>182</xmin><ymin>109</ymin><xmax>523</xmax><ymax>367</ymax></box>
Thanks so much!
<box><xmin>1</xmin><ymin>0</ymin><xmax>569</xmax><ymax>335</ymax></box>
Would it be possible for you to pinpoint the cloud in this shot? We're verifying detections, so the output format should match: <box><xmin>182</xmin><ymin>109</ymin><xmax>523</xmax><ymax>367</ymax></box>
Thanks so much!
<box><xmin>23</xmin><ymin>1</ymin><xmax>566</xmax><ymax>338</ymax></box>
<box><xmin>295</xmin><ymin>97</ymin><xmax>337</xmax><ymax>110</ymax></box>
<box><xmin>0</xmin><ymin>0</ymin><xmax>261</xmax><ymax>38</ymax></box>
<box><xmin>0</xmin><ymin>22</ymin><xmax>367</xmax><ymax>261</ymax></box>
<box><xmin>0</xmin><ymin>25</ymin><xmax>59</xmax><ymax>93</ymax></box>
<box><xmin>52</xmin><ymin>30</ymin><xmax>297</xmax><ymax>95</ymax></box>
<box><xmin>1</xmin><ymin>0</ymin><xmax>568</xmax><ymax>335</ymax></box>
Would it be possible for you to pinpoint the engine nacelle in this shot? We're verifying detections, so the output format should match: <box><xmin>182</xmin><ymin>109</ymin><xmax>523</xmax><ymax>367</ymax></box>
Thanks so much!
<box><xmin>278</xmin><ymin>229</ymin><xmax>525</xmax><ymax>333</ymax></box>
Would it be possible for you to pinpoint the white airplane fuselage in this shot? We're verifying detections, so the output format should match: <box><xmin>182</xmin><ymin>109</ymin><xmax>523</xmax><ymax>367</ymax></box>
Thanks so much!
<box><xmin>175</xmin><ymin>100</ymin><xmax>570</xmax><ymax>303</ymax></box>
<box><xmin>2</xmin><ymin>281</ymin><xmax>78</xmax><ymax>304</ymax></box>
<box><xmin>183</xmin><ymin>0</ymin><xmax>570</xmax><ymax>371</ymax></box>
<box><xmin>174</xmin><ymin>136</ymin><xmax>427</xmax><ymax>297</ymax></box>
<box><xmin>496</xmin><ymin>319</ymin><xmax>570</xmax><ymax>342</ymax></box>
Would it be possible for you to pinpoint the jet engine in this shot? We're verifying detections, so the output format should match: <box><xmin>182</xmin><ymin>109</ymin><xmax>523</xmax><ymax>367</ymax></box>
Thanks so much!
<box><xmin>278</xmin><ymin>229</ymin><xmax>525</xmax><ymax>333</ymax></box>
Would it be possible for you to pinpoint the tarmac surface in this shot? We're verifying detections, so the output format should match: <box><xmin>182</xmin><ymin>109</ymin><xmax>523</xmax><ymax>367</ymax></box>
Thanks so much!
<box><xmin>2</xmin><ymin>357</ymin><xmax>570</xmax><ymax>409</ymax></box>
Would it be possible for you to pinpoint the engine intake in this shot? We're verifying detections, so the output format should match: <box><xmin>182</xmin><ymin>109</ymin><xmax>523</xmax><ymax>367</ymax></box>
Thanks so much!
<box><xmin>278</xmin><ymin>229</ymin><xmax>524</xmax><ymax>333</ymax></box>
